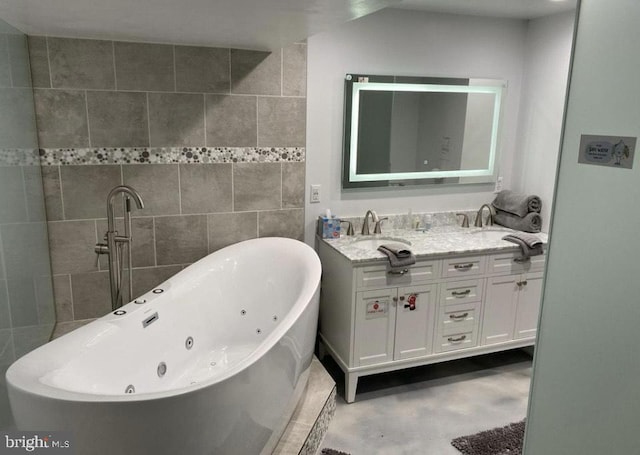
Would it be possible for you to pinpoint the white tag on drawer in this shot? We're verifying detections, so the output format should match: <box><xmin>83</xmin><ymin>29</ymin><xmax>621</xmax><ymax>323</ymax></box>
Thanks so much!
<box><xmin>365</xmin><ymin>299</ymin><xmax>388</xmax><ymax>319</ymax></box>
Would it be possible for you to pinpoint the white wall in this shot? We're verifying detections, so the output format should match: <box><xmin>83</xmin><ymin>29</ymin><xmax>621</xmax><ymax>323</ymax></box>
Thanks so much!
<box><xmin>305</xmin><ymin>8</ymin><xmax>528</xmax><ymax>244</ymax></box>
<box><xmin>513</xmin><ymin>11</ymin><xmax>575</xmax><ymax>232</ymax></box>
<box><xmin>525</xmin><ymin>1</ymin><xmax>640</xmax><ymax>453</ymax></box>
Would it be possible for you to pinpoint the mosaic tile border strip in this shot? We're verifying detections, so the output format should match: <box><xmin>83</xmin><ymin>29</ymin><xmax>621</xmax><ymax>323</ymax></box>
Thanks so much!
<box><xmin>300</xmin><ymin>386</ymin><xmax>337</xmax><ymax>455</ymax></box>
<box><xmin>39</xmin><ymin>147</ymin><xmax>306</xmax><ymax>165</ymax></box>
<box><xmin>0</xmin><ymin>149</ymin><xmax>40</xmax><ymax>166</ymax></box>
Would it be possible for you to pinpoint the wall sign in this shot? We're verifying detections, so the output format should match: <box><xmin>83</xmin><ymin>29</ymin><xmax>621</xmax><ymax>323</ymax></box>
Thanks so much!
<box><xmin>578</xmin><ymin>134</ymin><xmax>636</xmax><ymax>169</ymax></box>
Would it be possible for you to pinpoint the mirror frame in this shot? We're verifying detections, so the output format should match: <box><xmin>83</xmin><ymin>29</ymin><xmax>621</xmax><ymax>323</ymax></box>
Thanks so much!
<box><xmin>342</xmin><ymin>74</ymin><xmax>506</xmax><ymax>188</ymax></box>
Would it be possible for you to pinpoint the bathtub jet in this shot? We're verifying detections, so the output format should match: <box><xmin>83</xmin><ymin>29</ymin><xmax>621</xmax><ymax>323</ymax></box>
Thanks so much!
<box><xmin>6</xmin><ymin>237</ymin><xmax>321</xmax><ymax>455</ymax></box>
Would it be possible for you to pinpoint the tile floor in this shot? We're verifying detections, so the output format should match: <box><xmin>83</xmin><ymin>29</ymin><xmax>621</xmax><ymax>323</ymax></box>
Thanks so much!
<box><xmin>319</xmin><ymin>349</ymin><xmax>533</xmax><ymax>455</ymax></box>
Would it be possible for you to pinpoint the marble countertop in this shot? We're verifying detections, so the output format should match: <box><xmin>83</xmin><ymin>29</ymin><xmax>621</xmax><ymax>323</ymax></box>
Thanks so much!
<box><xmin>320</xmin><ymin>226</ymin><xmax>548</xmax><ymax>264</ymax></box>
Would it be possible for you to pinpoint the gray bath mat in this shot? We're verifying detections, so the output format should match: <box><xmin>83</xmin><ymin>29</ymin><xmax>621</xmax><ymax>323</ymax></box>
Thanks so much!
<box><xmin>321</xmin><ymin>449</ymin><xmax>351</xmax><ymax>455</ymax></box>
<box><xmin>451</xmin><ymin>420</ymin><xmax>525</xmax><ymax>455</ymax></box>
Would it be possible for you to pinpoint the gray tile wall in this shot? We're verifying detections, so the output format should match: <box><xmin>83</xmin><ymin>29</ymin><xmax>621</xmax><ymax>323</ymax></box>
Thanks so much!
<box><xmin>28</xmin><ymin>36</ymin><xmax>307</xmax><ymax>323</ymax></box>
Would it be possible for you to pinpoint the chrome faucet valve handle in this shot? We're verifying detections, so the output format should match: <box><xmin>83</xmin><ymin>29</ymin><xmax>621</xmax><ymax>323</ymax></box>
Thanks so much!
<box><xmin>94</xmin><ymin>242</ymin><xmax>108</xmax><ymax>267</ymax></box>
<box><xmin>485</xmin><ymin>213</ymin><xmax>494</xmax><ymax>226</ymax></box>
<box><xmin>456</xmin><ymin>213</ymin><xmax>470</xmax><ymax>228</ymax></box>
<box><xmin>340</xmin><ymin>220</ymin><xmax>355</xmax><ymax>236</ymax></box>
<box><xmin>373</xmin><ymin>217</ymin><xmax>388</xmax><ymax>234</ymax></box>
<box><xmin>361</xmin><ymin>220</ymin><xmax>370</xmax><ymax>235</ymax></box>
<box><xmin>95</xmin><ymin>242</ymin><xmax>108</xmax><ymax>255</ymax></box>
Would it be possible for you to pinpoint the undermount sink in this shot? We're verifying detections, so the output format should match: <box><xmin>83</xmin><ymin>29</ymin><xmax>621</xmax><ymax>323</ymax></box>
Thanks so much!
<box><xmin>466</xmin><ymin>228</ymin><xmax>511</xmax><ymax>241</ymax></box>
<box><xmin>351</xmin><ymin>237</ymin><xmax>411</xmax><ymax>251</ymax></box>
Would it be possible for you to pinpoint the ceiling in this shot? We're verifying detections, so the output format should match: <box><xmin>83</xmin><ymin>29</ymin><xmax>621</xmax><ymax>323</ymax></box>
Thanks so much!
<box><xmin>0</xmin><ymin>0</ymin><xmax>577</xmax><ymax>50</ymax></box>
<box><xmin>395</xmin><ymin>0</ymin><xmax>577</xmax><ymax>20</ymax></box>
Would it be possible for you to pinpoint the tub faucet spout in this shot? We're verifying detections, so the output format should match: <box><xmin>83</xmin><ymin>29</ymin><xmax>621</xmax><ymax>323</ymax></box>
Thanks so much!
<box><xmin>96</xmin><ymin>185</ymin><xmax>145</xmax><ymax>311</ymax></box>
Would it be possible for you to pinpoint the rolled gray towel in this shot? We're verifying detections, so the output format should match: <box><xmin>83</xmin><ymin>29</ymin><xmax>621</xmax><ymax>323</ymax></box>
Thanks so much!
<box><xmin>492</xmin><ymin>190</ymin><xmax>542</xmax><ymax>217</ymax></box>
<box><xmin>377</xmin><ymin>244</ymin><xmax>416</xmax><ymax>268</ymax></box>
<box><xmin>493</xmin><ymin>209</ymin><xmax>542</xmax><ymax>233</ymax></box>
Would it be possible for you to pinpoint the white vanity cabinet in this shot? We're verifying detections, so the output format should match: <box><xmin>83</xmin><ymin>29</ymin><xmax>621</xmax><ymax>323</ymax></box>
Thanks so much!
<box><xmin>317</xmin><ymin>238</ymin><xmax>546</xmax><ymax>403</ymax></box>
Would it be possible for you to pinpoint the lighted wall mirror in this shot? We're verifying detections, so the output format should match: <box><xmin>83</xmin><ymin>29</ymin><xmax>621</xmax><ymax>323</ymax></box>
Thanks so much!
<box><xmin>342</xmin><ymin>74</ymin><xmax>506</xmax><ymax>188</ymax></box>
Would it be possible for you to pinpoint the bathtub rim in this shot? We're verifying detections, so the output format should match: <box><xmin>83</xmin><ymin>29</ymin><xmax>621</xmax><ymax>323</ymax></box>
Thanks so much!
<box><xmin>6</xmin><ymin>237</ymin><xmax>321</xmax><ymax>404</ymax></box>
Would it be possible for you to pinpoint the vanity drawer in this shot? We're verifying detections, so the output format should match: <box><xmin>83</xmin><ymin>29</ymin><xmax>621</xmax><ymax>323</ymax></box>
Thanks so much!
<box><xmin>488</xmin><ymin>251</ymin><xmax>546</xmax><ymax>275</ymax></box>
<box><xmin>355</xmin><ymin>260</ymin><xmax>440</xmax><ymax>290</ymax></box>
<box><xmin>434</xmin><ymin>330</ymin><xmax>478</xmax><ymax>353</ymax></box>
<box><xmin>438</xmin><ymin>302</ymin><xmax>480</xmax><ymax>336</ymax></box>
<box><xmin>442</xmin><ymin>255</ymin><xmax>487</xmax><ymax>278</ymax></box>
<box><xmin>439</xmin><ymin>279</ymin><xmax>484</xmax><ymax>306</ymax></box>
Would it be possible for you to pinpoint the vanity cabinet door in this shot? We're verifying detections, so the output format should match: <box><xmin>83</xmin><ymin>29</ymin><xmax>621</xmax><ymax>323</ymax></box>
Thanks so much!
<box><xmin>482</xmin><ymin>275</ymin><xmax>519</xmax><ymax>345</ymax></box>
<box><xmin>393</xmin><ymin>284</ymin><xmax>436</xmax><ymax>361</ymax></box>
<box><xmin>483</xmin><ymin>272</ymin><xmax>544</xmax><ymax>345</ymax></box>
<box><xmin>514</xmin><ymin>272</ymin><xmax>544</xmax><ymax>339</ymax></box>
<box><xmin>354</xmin><ymin>288</ymin><xmax>397</xmax><ymax>367</ymax></box>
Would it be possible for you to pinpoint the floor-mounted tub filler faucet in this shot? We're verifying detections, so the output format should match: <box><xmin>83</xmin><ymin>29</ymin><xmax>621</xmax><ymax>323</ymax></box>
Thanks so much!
<box><xmin>95</xmin><ymin>185</ymin><xmax>144</xmax><ymax>310</ymax></box>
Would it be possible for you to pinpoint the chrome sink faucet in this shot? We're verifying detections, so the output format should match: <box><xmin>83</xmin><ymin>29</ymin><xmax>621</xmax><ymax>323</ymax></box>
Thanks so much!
<box><xmin>361</xmin><ymin>210</ymin><xmax>387</xmax><ymax>235</ymax></box>
<box><xmin>361</xmin><ymin>210</ymin><xmax>378</xmax><ymax>235</ymax></box>
<box><xmin>474</xmin><ymin>204</ymin><xmax>496</xmax><ymax>228</ymax></box>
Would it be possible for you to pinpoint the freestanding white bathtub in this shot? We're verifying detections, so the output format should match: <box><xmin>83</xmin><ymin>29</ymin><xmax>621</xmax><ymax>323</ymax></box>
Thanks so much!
<box><xmin>6</xmin><ymin>237</ymin><xmax>321</xmax><ymax>455</ymax></box>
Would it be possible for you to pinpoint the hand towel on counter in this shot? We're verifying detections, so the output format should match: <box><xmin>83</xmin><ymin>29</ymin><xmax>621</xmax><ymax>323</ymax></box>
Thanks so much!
<box><xmin>491</xmin><ymin>190</ymin><xmax>542</xmax><ymax>217</ymax></box>
<box><xmin>502</xmin><ymin>232</ymin><xmax>544</xmax><ymax>261</ymax></box>
<box><xmin>377</xmin><ymin>244</ymin><xmax>416</xmax><ymax>268</ymax></box>
<box><xmin>493</xmin><ymin>209</ymin><xmax>542</xmax><ymax>233</ymax></box>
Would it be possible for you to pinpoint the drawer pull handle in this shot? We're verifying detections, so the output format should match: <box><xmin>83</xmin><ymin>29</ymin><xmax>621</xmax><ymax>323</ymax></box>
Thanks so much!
<box><xmin>514</xmin><ymin>257</ymin><xmax>531</xmax><ymax>263</ymax></box>
<box><xmin>449</xmin><ymin>312</ymin><xmax>469</xmax><ymax>320</ymax></box>
<box><xmin>448</xmin><ymin>335</ymin><xmax>467</xmax><ymax>343</ymax></box>
<box><xmin>451</xmin><ymin>289</ymin><xmax>471</xmax><ymax>297</ymax></box>
<box><xmin>454</xmin><ymin>263</ymin><xmax>474</xmax><ymax>270</ymax></box>
<box><xmin>388</xmin><ymin>268</ymin><xmax>409</xmax><ymax>276</ymax></box>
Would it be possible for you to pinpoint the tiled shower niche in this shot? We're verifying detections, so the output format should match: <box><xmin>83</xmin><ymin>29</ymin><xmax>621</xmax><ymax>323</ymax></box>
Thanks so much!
<box><xmin>28</xmin><ymin>36</ymin><xmax>307</xmax><ymax>327</ymax></box>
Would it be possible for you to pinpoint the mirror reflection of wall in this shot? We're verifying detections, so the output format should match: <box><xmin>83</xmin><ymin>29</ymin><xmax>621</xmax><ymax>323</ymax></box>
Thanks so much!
<box><xmin>356</xmin><ymin>90</ymin><xmax>392</xmax><ymax>174</ymax></box>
